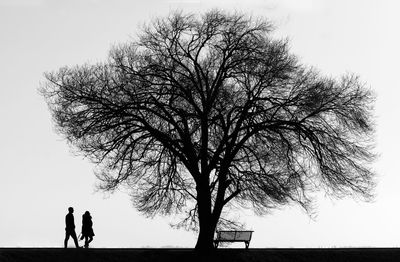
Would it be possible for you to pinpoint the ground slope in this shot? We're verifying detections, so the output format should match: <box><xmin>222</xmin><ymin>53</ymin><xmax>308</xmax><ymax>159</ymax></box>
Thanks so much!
<box><xmin>1</xmin><ymin>248</ymin><xmax>400</xmax><ymax>262</ymax></box>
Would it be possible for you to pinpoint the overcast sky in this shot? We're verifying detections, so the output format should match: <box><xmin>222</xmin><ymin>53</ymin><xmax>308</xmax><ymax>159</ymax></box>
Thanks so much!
<box><xmin>0</xmin><ymin>0</ymin><xmax>399</xmax><ymax>248</ymax></box>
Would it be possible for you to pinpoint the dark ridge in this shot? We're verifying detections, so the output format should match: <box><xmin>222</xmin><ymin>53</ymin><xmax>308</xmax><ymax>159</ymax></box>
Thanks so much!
<box><xmin>1</xmin><ymin>248</ymin><xmax>400</xmax><ymax>262</ymax></box>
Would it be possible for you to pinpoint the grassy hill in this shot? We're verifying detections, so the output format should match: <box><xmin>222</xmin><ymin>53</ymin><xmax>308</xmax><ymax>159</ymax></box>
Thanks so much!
<box><xmin>1</xmin><ymin>248</ymin><xmax>400</xmax><ymax>262</ymax></box>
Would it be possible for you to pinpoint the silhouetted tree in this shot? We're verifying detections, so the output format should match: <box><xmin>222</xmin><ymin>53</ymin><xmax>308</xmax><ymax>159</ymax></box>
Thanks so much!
<box><xmin>41</xmin><ymin>10</ymin><xmax>376</xmax><ymax>250</ymax></box>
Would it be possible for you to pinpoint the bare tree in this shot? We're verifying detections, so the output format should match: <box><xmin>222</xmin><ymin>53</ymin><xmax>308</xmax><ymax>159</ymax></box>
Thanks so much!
<box><xmin>41</xmin><ymin>10</ymin><xmax>376</xmax><ymax>250</ymax></box>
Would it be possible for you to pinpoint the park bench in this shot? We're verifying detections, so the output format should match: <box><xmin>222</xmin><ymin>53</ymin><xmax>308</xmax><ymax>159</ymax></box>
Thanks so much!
<box><xmin>213</xmin><ymin>230</ymin><xmax>254</xmax><ymax>249</ymax></box>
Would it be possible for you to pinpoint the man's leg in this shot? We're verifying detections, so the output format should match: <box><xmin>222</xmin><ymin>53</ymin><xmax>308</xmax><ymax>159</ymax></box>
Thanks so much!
<box><xmin>71</xmin><ymin>231</ymin><xmax>79</xmax><ymax>248</ymax></box>
<box><xmin>64</xmin><ymin>232</ymin><xmax>70</xmax><ymax>248</ymax></box>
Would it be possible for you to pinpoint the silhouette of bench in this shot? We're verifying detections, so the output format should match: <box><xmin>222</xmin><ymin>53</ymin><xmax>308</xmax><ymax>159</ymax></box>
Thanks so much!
<box><xmin>214</xmin><ymin>230</ymin><xmax>254</xmax><ymax>249</ymax></box>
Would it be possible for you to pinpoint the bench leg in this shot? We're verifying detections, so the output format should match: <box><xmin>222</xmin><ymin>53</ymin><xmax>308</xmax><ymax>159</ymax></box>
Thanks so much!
<box><xmin>214</xmin><ymin>241</ymin><xmax>219</xmax><ymax>249</ymax></box>
<box><xmin>245</xmin><ymin>241</ymin><xmax>249</xmax><ymax>249</ymax></box>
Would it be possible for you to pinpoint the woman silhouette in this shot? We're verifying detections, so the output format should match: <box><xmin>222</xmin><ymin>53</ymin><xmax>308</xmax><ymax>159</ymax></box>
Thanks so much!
<box><xmin>81</xmin><ymin>211</ymin><xmax>95</xmax><ymax>248</ymax></box>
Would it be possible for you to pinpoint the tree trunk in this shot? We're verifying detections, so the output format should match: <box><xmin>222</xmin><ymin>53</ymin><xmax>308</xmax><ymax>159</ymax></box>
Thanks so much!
<box><xmin>194</xmin><ymin>179</ymin><xmax>217</xmax><ymax>251</ymax></box>
<box><xmin>195</xmin><ymin>218</ymin><xmax>216</xmax><ymax>251</ymax></box>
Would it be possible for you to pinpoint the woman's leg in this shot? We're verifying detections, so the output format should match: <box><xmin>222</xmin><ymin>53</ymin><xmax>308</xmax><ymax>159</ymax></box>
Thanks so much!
<box><xmin>84</xmin><ymin>236</ymin><xmax>89</xmax><ymax>248</ymax></box>
<box><xmin>87</xmin><ymin>236</ymin><xmax>93</xmax><ymax>247</ymax></box>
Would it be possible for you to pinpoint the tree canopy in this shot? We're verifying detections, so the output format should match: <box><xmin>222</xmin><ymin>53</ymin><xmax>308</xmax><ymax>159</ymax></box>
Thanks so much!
<box><xmin>41</xmin><ymin>10</ymin><xmax>376</xmax><ymax>250</ymax></box>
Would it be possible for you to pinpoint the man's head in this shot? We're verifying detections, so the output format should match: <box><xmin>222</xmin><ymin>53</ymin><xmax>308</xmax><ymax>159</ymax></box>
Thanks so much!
<box><xmin>68</xmin><ymin>207</ymin><xmax>74</xmax><ymax>213</ymax></box>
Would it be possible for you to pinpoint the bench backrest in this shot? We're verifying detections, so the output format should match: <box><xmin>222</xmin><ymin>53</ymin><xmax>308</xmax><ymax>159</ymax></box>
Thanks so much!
<box><xmin>216</xmin><ymin>231</ymin><xmax>253</xmax><ymax>241</ymax></box>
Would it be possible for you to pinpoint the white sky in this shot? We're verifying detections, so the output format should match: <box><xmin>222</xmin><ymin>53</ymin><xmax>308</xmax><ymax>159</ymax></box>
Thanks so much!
<box><xmin>0</xmin><ymin>0</ymin><xmax>399</xmax><ymax>248</ymax></box>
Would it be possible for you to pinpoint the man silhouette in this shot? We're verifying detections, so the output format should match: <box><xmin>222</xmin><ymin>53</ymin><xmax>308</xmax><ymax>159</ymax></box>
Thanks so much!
<box><xmin>64</xmin><ymin>207</ymin><xmax>80</xmax><ymax>248</ymax></box>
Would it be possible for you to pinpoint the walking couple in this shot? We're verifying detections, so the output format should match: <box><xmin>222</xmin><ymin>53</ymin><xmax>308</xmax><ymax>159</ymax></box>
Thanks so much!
<box><xmin>64</xmin><ymin>207</ymin><xmax>95</xmax><ymax>248</ymax></box>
